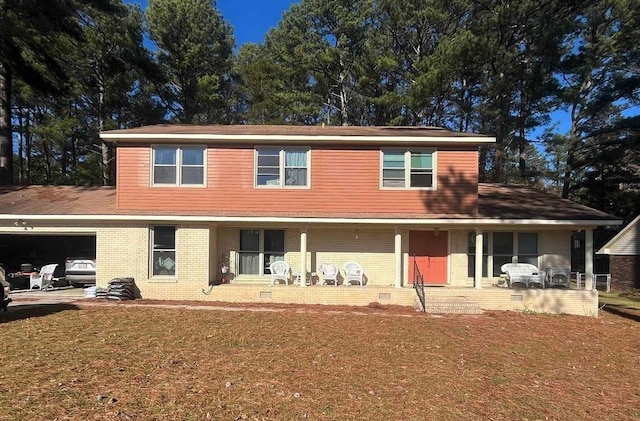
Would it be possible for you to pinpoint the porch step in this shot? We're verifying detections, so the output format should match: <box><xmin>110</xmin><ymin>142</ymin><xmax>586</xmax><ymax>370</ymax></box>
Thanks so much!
<box><xmin>416</xmin><ymin>296</ymin><xmax>484</xmax><ymax>315</ymax></box>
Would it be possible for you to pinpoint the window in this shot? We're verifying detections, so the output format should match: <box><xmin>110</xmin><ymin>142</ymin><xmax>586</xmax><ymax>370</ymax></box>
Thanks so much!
<box><xmin>492</xmin><ymin>232</ymin><xmax>514</xmax><ymax>277</ymax></box>
<box><xmin>152</xmin><ymin>146</ymin><xmax>205</xmax><ymax>186</ymax></box>
<box><xmin>381</xmin><ymin>150</ymin><xmax>434</xmax><ymax>188</ymax></box>
<box><xmin>467</xmin><ymin>232</ymin><xmax>539</xmax><ymax>277</ymax></box>
<box><xmin>238</xmin><ymin>229</ymin><xmax>285</xmax><ymax>275</ymax></box>
<box><xmin>151</xmin><ymin>226</ymin><xmax>176</xmax><ymax>277</ymax></box>
<box><xmin>256</xmin><ymin>147</ymin><xmax>309</xmax><ymax>187</ymax></box>
<box><xmin>517</xmin><ymin>233</ymin><xmax>539</xmax><ymax>266</ymax></box>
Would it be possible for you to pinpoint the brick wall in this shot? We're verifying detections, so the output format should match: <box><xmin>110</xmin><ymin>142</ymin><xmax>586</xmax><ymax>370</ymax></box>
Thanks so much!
<box><xmin>610</xmin><ymin>255</ymin><xmax>640</xmax><ymax>290</ymax></box>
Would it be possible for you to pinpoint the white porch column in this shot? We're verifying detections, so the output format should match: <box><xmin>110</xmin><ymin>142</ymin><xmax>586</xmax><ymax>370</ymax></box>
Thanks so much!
<box><xmin>585</xmin><ymin>228</ymin><xmax>594</xmax><ymax>290</ymax></box>
<box><xmin>299</xmin><ymin>226</ymin><xmax>308</xmax><ymax>288</ymax></box>
<box><xmin>395</xmin><ymin>228</ymin><xmax>402</xmax><ymax>288</ymax></box>
<box><xmin>474</xmin><ymin>228</ymin><xmax>483</xmax><ymax>289</ymax></box>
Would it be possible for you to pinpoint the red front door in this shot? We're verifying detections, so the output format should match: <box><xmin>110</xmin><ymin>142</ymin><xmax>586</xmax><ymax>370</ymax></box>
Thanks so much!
<box><xmin>409</xmin><ymin>231</ymin><xmax>448</xmax><ymax>285</ymax></box>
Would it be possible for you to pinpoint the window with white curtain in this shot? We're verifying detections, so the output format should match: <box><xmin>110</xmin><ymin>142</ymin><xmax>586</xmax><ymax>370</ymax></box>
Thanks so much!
<box><xmin>238</xmin><ymin>229</ymin><xmax>285</xmax><ymax>275</ymax></box>
<box><xmin>256</xmin><ymin>147</ymin><xmax>309</xmax><ymax>187</ymax></box>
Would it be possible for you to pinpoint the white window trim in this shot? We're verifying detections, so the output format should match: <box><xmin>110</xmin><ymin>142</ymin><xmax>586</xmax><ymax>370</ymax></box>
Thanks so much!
<box><xmin>237</xmin><ymin>229</ymin><xmax>285</xmax><ymax>277</ymax></box>
<box><xmin>468</xmin><ymin>231</ymin><xmax>540</xmax><ymax>278</ymax></box>
<box><xmin>150</xmin><ymin>225</ymin><xmax>177</xmax><ymax>281</ymax></box>
<box><xmin>380</xmin><ymin>149</ymin><xmax>436</xmax><ymax>190</ymax></box>
<box><xmin>254</xmin><ymin>147</ymin><xmax>311</xmax><ymax>189</ymax></box>
<box><xmin>151</xmin><ymin>145</ymin><xmax>207</xmax><ymax>187</ymax></box>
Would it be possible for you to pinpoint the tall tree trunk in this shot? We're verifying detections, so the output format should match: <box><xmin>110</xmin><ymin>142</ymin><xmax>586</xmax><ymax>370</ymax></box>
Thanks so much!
<box><xmin>518</xmin><ymin>124</ymin><xmax>526</xmax><ymax>180</ymax></box>
<box><xmin>99</xmin><ymin>82</ymin><xmax>110</xmax><ymax>185</ymax></box>
<box><xmin>16</xmin><ymin>102</ymin><xmax>24</xmax><ymax>184</ymax></box>
<box><xmin>25</xmin><ymin>111</ymin><xmax>32</xmax><ymax>184</ymax></box>
<box><xmin>0</xmin><ymin>64</ymin><xmax>14</xmax><ymax>185</ymax></box>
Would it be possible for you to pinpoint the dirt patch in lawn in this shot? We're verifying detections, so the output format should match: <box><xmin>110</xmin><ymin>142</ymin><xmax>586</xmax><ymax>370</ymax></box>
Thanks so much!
<box><xmin>0</xmin><ymin>305</ymin><xmax>638</xmax><ymax>420</ymax></box>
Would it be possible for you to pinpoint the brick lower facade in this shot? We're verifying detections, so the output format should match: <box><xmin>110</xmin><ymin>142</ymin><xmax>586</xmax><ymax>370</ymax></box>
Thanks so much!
<box><xmin>610</xmin><ymin>255</ymin><xmax>640</xmax><ymax>290</ymax></box>
<box><xmin>90</xmin><ymin>224</ymin><xmax>599</xmax><ymax>315</ymax></box>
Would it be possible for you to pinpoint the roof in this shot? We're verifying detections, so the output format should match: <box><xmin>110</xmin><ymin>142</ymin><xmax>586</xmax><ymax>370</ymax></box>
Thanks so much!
<box><xmin>477</xmin><ymin>184</ymin><xmax>616</xmax><ymax>221</ymax></box>
<box><xmin>100</xmin><ymin>124</ymin><xmax>495</xmax><ymax>145</ymax></box>
<box><xmin>597</xmin><ymin>214</ymin><xmax>640</xmax><ymax>255</ymax></box>
<box><xmin>0</xmin><ymin>186</ymin><xmax>116</xmax><ymax>215</ymax></box>
<box><xmin>0</xmin><ymin>184</ymin><xmax>621</xmax><ymax>226</ymax></box>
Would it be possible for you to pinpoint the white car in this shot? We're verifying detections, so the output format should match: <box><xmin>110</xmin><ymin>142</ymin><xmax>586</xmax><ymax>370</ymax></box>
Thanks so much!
<box><xmin>65</xmin><ymin>258</ymin><xmax>96</xmax><ymax>288</ymax></box>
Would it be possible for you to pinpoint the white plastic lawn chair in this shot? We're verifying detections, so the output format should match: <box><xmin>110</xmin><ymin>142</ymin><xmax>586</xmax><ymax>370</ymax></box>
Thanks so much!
<box><xmin>30</xmin><ymin>264</ymin><xmax>58</xmax><ymax>290</ymax></box>
<box><xmin>319</xmin><ymin>263</ymin><xmax>339</xmax><ymax>286</ymax></box>
<box><xmin>269</xmin><ymin>261</ymin><xmax>290</xmax><ymax>286</ymax></box>
<box><xmin>343</xmin><ymin>262</ymin><xmax>364</xmax><ymax>286</ymax></box>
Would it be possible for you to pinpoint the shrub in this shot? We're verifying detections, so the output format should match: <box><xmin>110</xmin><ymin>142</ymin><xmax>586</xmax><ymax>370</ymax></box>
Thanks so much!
<box><xmin>619</xmin><ymin>289</ymin><xmax>640</xmax><ymax>302</ymax></box>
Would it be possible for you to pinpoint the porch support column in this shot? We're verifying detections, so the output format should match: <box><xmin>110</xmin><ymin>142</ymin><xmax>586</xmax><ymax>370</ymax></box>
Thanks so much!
<box><xmin>474</xmin><ymin>228</ymin><xmax>483</xmax><ymax>289</ymax></box>
<box><xmin>585</xmin><ymin>228</ymin><xmax>594</xmax><ymax>290</ymax></box>
<box><xmin>299</xmin><ymin>226</ymin><xmax>308</xmax><ymax>288</ymax></box>
<box><xmin>394</xmin><ymin>228</ymin><xmax>402</xmax><ymax>288</ymax></box>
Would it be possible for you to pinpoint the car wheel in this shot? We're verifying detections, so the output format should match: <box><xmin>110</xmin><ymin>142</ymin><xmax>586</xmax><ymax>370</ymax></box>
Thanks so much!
<box><xmin>71</xmin><ymin>283</ymin><xmax>84</xmax><ymax>288</ymax></box>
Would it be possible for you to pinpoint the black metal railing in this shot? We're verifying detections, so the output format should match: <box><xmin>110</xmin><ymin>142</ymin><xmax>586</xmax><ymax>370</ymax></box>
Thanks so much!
<box><xmin>413</xmin><ymin>257</ymin><xmax>426</xmax><ymax>312</ymax></box>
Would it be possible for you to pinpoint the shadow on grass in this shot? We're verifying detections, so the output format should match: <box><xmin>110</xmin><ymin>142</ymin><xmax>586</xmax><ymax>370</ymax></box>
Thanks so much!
<box><xmin>601</xmin><ymin>305</ymin><xmax>640</xmax><ymax>322</ymax></box>
<box><xmin>0</xmin><ymin>303</ymin><xmax>81</xmax><ymax>323</ymax></box>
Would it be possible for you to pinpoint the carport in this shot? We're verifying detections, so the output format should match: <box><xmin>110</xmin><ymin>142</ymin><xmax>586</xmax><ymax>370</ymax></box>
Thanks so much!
<box><xmin>0</xmin><ymin>185</ymin><xmax>114</xmax><ymax>288</ymax></box>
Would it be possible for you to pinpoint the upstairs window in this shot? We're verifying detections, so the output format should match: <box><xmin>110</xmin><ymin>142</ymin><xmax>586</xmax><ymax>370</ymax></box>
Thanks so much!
<box><xmin>381</xmin><ymin>150</ymin><xmax>434</xmax><ymax>189</ymax></box>
<box><xmin>152</xmin><ymin>146</ymin><xmax>205</xmax><ymax>186</ymax></box>
<box><xmin>256</xmin><ymin>147</ymin><xmax>309</xmax><ymax>187</ymax></box>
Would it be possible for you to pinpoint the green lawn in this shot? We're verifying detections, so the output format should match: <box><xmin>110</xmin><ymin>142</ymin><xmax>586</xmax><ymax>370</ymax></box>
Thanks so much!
<box><xmin>599</xmin><ymin>291</ymin><xmax>640</xmax><ymax>310</ymax></box>
<box><xmin>0</xmin><ymin>303</ymin><xmax>638</xmax><ymax>420</ymax></box>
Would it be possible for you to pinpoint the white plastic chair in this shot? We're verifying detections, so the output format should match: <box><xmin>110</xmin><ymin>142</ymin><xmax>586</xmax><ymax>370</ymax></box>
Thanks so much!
<box><xmin>319</xmin><ymin>263</ymin><xmax>339</xmax><ymax>286</ymax></box>
<box><xmin>30</xmin><ymin>264</ymin><xmax>58</xmax><ymax>290</ymax></box>
<box><xmin>343</xmin><ymin>262</ymin><xmax>364</xmax><ymax>286</ymax></box>
<box><xmin>269</xmin><ymin>261</ymin><xmax>290</xmax><ymax>286</ymax></box>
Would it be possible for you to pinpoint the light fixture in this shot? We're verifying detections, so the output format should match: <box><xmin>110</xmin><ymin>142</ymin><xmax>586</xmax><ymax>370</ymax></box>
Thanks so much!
<box><xmin>14</xmin><ymin>219</ymin><xmax>27</xmax><ymax>228</ymax></box>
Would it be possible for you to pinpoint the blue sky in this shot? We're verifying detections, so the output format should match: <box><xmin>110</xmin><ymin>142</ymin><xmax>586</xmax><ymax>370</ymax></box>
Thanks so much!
<box><xmin>127</xmin><ymin>0</ymin><xmax>300</xmax><ymax>47</ymax></box>
<box><xmin>218</xmin><ymin>0</ymin><xmax>300</xmax><ymax>46</ymax></box>
<box><xmin>126</xmin><ymin>0</ymin><xmax>574</xmax><ymax>139</ymax></box>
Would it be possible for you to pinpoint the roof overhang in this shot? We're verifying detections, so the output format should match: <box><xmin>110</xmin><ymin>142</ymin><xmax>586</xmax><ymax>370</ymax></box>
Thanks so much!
<box><xmin>0</xmin><ymin>214</ymin><xmax>621</xmax><ymax>227</ymax></box>
<box><xmin>100</xmin><ymin>133</ymin><xmax>495</xmax><ymax>145</ymax></box>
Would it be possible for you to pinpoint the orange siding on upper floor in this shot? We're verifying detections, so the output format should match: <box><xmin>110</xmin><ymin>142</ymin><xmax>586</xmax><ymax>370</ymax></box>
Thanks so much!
<box><xmin>116</xmin><ymin>144</ymin><xmax>479</xmax><ymax>215</ymax></box>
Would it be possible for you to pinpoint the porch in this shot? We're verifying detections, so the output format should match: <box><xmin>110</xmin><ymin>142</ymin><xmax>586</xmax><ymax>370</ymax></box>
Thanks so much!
<box><xmin>140</xmin><ymin>283</ymin><xmax>599</xmax><ymax>317</ymax></box>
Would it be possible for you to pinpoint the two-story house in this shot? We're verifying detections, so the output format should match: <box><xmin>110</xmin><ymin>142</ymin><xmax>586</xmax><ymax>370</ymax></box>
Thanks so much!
<box><xmin>0</xmin><ymin>125</ymin><xmax>621</xmax><ymax>315</ymax></box>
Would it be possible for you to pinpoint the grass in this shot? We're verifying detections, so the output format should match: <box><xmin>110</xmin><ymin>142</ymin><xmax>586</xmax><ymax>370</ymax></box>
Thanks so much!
<box><xmin>599</xmin><ymin>291</ymin><xmax>640</xmax><ymax>311</ymax></box>
<box><xmin>1</xmin><ymin>302</ymin><xmax>639</xmax><ymax>420</ymax></box>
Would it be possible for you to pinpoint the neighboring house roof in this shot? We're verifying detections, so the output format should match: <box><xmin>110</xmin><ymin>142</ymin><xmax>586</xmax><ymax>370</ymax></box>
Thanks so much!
<box><xmin>0</xmin><ymin>184</ymin><xmax>620</xmax><ymax>226</ymax></box>
<box><xmin>597</xmin><ymin>214</ymin><xmax>640</xmax><ymax>255</ymax></box>
<box><xmin>100</xmin><ymin>124</ymin><xmax>495</xmax><ymax>145</ymax></box>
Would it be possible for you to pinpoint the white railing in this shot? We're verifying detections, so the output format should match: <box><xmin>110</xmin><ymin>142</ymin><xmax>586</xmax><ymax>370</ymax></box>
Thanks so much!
<box><xmin>575</xmin><ymin>272</ymin><xmax>611</xmax><ymax>292</ymax></box>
